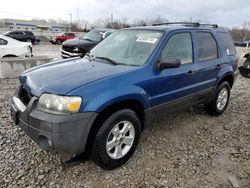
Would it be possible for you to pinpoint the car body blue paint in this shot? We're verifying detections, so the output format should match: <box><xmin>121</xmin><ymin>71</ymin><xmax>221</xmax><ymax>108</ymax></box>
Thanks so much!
<box><xmin>20</xmin><ymin>26</ymin><xmax>238</xmax><ymax>114</ymax></box>
<box><xmin>20</xmin><ymin>57</ymin><xmax>137</xmax><ymax>97</ymax></box>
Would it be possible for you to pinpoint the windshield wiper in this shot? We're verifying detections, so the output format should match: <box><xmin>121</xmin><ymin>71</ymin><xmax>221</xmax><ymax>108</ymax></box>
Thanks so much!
<box><xmin>95</xmin><ymin>56</ymin><xmax>119</xmax><ymax>65</ymax></box>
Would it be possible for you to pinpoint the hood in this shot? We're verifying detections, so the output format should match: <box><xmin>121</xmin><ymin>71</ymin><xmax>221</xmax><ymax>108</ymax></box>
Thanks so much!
<box><xmin>20</xmin><ymin>58</ymin><xmax>136</xmax><ymax>97</ymax></box>
<box><xmin>63</xmin><ymin>38</ymin><xmax>98</xmax><ymax>51</ymax></box>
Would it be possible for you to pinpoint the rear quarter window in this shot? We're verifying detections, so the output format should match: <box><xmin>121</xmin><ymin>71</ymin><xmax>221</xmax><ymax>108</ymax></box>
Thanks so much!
<box><xmin>218</xmin><ymin>32</ymin><xmax>236</xmax><ymax>56</ymax></box>
<box><xmin>0</xmin><ymin>38</ymin><xmax>8</xmax><ymax>45</ymax></box>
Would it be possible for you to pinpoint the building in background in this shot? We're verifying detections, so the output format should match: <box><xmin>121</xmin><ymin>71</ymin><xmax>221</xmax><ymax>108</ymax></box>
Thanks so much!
<box><xmin>0</xmin><ymin>18</ymin><xmax>70</xmax><ymax>32</ymax></box>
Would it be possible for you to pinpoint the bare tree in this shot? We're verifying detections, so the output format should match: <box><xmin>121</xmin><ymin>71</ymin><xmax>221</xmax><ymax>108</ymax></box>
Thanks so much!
<box><xmin>229</xmin><ymin>22</ymin><xmax>250</xmax><ymax>41</ymax></box>
<box><xmin>152</xmin><ymin>15</ymin><xmax>168</xmax><ymax>24</ymax></box>
<box><xmin>79</xmin><ymin>19</ymin><xmax>89</xmax><ymax>31</ymax></box>
<box><xmin>240</xmin><ymin>22</ymin><xmax>250</xmax><ymax>41</ymax></box>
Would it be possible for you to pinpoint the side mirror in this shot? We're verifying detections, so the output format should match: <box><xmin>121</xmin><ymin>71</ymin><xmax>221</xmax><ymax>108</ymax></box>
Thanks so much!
<box><xmin>157</xmin><ymin>57</ymin><xmax>181</xmax><ymax>70</ymax></box>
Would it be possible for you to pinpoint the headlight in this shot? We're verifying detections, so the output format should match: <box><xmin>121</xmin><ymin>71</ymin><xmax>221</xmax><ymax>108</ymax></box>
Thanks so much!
<box><xmin>37</xmin><ymin>94</ymin><xmax>82</xmax><ymax>115</ymax></box>
<box><xmin>73</xmin><ymin>47</ymin><xmax>80</xmax><ymax>52</ymax></box>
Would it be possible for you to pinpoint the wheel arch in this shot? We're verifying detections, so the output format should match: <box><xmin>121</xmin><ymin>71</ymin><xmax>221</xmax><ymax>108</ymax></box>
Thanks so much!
<box><xmin>217</xmin><ymin>73</ymin><xmax>234</xmax><ymax>88</ymax></box>
<box><xmin>2</xmin><ymin>54</ymin><xmax>18</xmax><ymax>58</ymax></box>
<box><xmin>85</xmin><ymin>99</ymin><xmax>145</xmax><ymax>152</ymax></box>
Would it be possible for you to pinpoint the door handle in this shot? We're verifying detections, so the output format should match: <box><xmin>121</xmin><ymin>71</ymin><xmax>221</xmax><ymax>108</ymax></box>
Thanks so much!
<box><xmin>186</xmin><ymin>70</ymin><xmax>195</xmax><ymax>76</ymax></box>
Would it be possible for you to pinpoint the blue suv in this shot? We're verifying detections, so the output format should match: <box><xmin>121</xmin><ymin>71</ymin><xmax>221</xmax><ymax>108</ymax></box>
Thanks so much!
<box><xmin>11</xmin><ymin>22</ymin><xmax>238</xmax><ymax>169</ymax></box>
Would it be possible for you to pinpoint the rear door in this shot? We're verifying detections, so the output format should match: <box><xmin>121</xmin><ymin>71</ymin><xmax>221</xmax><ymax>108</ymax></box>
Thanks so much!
<box><xmin>193</xmin><ymin>31</ymin><xmax>221</xmax><ymax>101</ymax></box>
<box><xmin>150</xmin><ymin>31</ymin><xmax>198</xmax><ymax>118</ymax></box>
<box><xmin>217</xmin><ymin>32</ymin><xmax>238</xmax><ymax>72</ymax></box>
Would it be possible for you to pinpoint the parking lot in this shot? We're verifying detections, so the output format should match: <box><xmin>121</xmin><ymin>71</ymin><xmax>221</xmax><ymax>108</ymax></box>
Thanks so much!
<box><xmin>0</xmin><ymin>45</ymin><xmax>249</xmax><ymax>187</ymax></box>
<box><xmin>32</xmin><ymin>43</ymin><xmax>62</xmax><ymax>60</ymax></box>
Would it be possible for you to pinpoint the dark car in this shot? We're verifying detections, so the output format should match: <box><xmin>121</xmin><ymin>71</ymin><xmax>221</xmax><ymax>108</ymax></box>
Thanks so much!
<box><xmin>239</xmin><ymin>52</ymin><xmax>250</xmax><ymax>78</ymax></box>
<box><xmin>35</xmin><ymin>36</ymin><xmax>40</xmax><ymax>43</ymax></box>
<box><xmin>11</xmin><ymin>22</ymin><xmax>238</xmax><ymax>169</ymax></box>
<box><xmin>234</xmin><ymin>40</ymin><xmax>250</xmax><ymax>47</ymax></box>
<box><xmin>4</xmin><ymin>30</ymin><xmax>35</xmax><ymax>44</ymax></box>
<box><xmin>61</xmin><ymin>29</ymin><xmax>114</xmax><ymax>58</ymax></box>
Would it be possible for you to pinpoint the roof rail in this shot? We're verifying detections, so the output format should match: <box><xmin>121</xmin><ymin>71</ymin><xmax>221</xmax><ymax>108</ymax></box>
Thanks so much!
<box><xmin>198</xmin><ymin>23</ymin><xmax>218</xmax><ymax>28</ymax></box>
<box><xmin>152</xmin><ymin>22</ymin><xmax>218</xmax><ymax>28</ymax></box>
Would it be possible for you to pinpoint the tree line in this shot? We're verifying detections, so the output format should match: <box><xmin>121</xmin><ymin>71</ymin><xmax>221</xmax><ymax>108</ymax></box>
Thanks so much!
<box><xmin>39</xmin><ymin>18</ymin><xmax>250</xmax><ymax>41</ymax></box>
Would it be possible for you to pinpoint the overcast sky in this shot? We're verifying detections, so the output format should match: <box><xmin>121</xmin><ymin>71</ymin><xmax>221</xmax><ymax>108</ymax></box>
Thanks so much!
<box><xmin>0</xmin><ymin>0</ymin><xmax>249</xmax><ymax>27</ymax></box>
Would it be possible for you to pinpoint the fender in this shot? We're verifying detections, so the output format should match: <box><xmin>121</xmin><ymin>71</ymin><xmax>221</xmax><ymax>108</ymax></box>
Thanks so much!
<box><xmin>83</xmin><ymin>85</ymin><xmax>151</xmax><ymax>112</ymax></box>
<box><xmin>215</xmin><ymin>64</ymin><xmax>235</xmax><ymax>87</ymax></box>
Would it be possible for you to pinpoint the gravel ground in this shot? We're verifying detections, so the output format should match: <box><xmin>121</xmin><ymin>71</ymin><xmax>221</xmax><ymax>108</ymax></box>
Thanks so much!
<box><xmin>32</xmin><ymin>43</ymin><xmax>62</xmax><ymax>60</ymax></box>
<box><xmin>0</xmin><ymin>47</ymin><xmax>249</xmax><ymax>188</ymax></box>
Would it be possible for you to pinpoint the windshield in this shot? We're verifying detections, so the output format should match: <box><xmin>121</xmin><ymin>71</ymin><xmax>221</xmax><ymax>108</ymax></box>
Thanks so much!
<box><xmin>82</xmin><ymin>30</ymin><xmax>103</xmax><ymax>42</ymax></box>
<box><xmin>89</xmin><ymin>30</ymin><xmax>163</xmax><ymax>66</ymax></box>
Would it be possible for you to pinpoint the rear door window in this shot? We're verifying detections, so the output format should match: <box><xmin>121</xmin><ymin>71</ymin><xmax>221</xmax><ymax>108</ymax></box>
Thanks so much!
<box><xmin>196</xmin><ymin>32</ymin><xmax>218</xmax><ymax>61</ymax></box>
<box><xmin>218</xmin><ymin>32</ymin><xmax>236</xmax><ymax>56</ymax></box>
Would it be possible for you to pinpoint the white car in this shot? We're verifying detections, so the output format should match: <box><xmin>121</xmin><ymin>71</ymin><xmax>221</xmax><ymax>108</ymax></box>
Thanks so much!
<box><xmin>0</xmin><ymin>35</ymin><xmax>32</xmax><ymax>58</ymax></box>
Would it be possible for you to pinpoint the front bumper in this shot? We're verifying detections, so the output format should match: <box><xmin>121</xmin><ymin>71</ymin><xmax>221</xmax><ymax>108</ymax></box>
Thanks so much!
<box><xmin>60</xmin><ymin>48</ymin><xmax>82</xmax><ymax>58</ymax></box>
<box><xmin>10</xmin><ymin>91</ymin><xmax>97</xmax><ymax>154</ymax></box>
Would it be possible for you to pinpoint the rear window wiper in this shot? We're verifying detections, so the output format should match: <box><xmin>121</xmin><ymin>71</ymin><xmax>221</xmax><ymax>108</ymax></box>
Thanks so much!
<box><xmin>95</xmin><ymin>56</ymin><xmax>119</xmax><ymax>65</ymax></box>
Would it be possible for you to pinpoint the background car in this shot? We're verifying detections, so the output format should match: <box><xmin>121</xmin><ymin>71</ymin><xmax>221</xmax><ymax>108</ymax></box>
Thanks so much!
<box><xmin>49</xmin><ymin>32</ymin><xmax>76</xmax><ymax>45</ymax></box>
<box><xmin>11</xmin><ymin>23</ymin><xmax>238</xmax><ymax>169</ymax></box>
<box><xmin>4</xmin><ymin>30</ymin><xmax>35</xmax><ymax>44</ymax></box>
<box><xmin>234</xmin><ymin>40</ymin><xmax>250</xmax><ymax>47</ymax></box>
<box><xmin>0</xmin><ymin>35</ymin><xmax>32</xmax><ymax>58</ymax></box>
<box><xmin>61</xmin><ymin>28</ymin><xmax>114</xmax><ymax>58</ymax></box>
<box><xmin>239</xmin><ymin>52</ymin><xmax>250</xmax><ymax>78</ymax></box>
<box><xmin>35</xmin><ymin>36</ymin><xmax>40</xmax><ymax>43</ymax></box>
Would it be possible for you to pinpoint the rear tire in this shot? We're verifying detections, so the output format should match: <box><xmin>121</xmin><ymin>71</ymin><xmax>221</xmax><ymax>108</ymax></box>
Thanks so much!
<box><xmin>91</xmin><ymin>109</ymin><xmax>141</xmax><ymax>170</ymax></box>
<box><xmin>205</xmin><ymin>81</ymin><xmax>230</xmax><ymax>116</ymax></box>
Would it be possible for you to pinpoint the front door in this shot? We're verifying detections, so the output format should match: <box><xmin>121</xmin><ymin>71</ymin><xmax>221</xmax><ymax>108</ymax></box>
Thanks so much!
<box><xmin>150</xmin><ymin>31</ymin><xmax>198</xmax><ymax>119</ymax></box>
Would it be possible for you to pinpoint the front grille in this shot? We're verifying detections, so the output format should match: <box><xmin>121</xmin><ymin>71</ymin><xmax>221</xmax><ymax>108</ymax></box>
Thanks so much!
<box><xmin>62</xmin><ymin>45</ymin><xmax>75</xmax><ymax>52</ymax></box>
<box><xmin>62</xmin><ymin>45</ymin><xmax>84</xmax><ymax>53</ymax></box>
<box><xmin>18</xmin><ymin>86</ymin><xmax>32</xmax><ymax>106</ymax></box>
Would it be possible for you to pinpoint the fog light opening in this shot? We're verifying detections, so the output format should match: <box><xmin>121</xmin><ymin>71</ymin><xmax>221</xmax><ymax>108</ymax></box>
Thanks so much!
<box><xmin>38</xmin><ymin>135</ymin><xmax>52</xmax><ymax>149</ymax></box>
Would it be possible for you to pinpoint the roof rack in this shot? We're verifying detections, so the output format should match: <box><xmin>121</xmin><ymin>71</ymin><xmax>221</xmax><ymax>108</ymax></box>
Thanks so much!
<box><xmin>152</xmin><ymin>22</ymin><xmax>218</xmax><ymax>28</ymax></box>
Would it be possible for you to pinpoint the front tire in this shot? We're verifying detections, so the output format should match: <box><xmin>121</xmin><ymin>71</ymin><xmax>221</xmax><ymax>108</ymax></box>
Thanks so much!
<box><xmin>56</xmin><ymin>40</ymin><xmax>62</xmax><ymax>45</ymax></box>
<box><xmin>205</xmin><ymin>81</ymin><xmax>230</xmax><ymax>116</ymax></box>
<box><xmin>91</xmin><ymin>109</ymin><xmax>141</xmax><ymax>170</ymax></box>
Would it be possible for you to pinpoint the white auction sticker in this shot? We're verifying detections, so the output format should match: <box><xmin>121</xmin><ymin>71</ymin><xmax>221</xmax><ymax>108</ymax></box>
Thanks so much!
<box><xmin>136</xmin><ymin>37</ymin><xmax>158</xmax><ymax>44</ymax></box>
